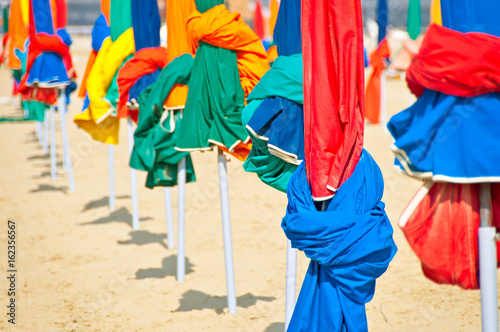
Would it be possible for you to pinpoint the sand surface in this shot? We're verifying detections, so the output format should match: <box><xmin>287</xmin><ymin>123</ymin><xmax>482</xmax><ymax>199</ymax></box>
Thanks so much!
<box><xmin>0</xmin><ymin>35</ymin><xmax>497</xmax><ymax>332</ymax></box>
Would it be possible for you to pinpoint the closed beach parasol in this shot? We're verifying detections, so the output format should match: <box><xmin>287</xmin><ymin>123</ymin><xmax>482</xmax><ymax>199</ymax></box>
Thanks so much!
<box><xmin>282</xmin><ymin>0</ymin><xmax>397</xmax><ymax>330</ymax></box>
<box><xmin>387</xmin><ymin>0</ymin><xmax>500</xmax><ymax>329</ymax></box>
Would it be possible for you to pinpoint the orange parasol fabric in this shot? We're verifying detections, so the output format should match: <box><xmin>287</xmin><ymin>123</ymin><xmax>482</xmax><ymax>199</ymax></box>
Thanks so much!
<box><xmin>7</xmin><ymin>0</ymin><xmax>28</xmax><ymax>70</ymax></box>
<box><xmin>365</xmin><ymin>38</ymin><xmax>390</xmax><ymax>124</ymax></box>
<box><xmin>268</xmin><ymin>0</ymin><xmax>279</xmax><ymax>38</ymax></box>
<box><xmin>164</xmin><ymin>0</ymin><xmax>196</xmax><ymax>109</ymax></box>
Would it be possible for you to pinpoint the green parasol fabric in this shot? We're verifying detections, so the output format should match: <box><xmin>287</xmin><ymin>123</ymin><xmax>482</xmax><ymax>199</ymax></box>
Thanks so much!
<box><xmin>110</xmin><ymin>0</ymin><xmax>132</xmax><ymax>42</ymax></box>
<box><xmin>130</xmin><ymin>54</ymin><xmax>196</xmax><ymax>188</ymax></box>
<box><xmin>195</xmin><ymin>0</ymin><xmax>223</xmax><ymax>13</ymax></box>
<box><xmin>407</xmin><ymin>0</ymin><xmax>421</xmax><ymax>40</ymax></box>
<box><xmin>3</xmin><ymin>5</ymin><xmax>9</xmax><ymax>33</ymax></box>
<box><xmin>24</xmin><ymin>101</ymin><xmax>48</xmax><ymax>121</ymax></box>
<box><xmin>175</xmin><ymin>0</ymin><xmax>249</xmax><ymax>153</ymax></box>
<box><xmin>176</xmin><ymin>42</ymin><xmax>247</xmax><ymax>152</ymax></box>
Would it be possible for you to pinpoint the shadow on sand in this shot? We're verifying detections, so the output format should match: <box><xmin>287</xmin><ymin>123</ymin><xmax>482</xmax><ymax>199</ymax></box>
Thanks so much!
<box><xmin>80</xmin><ymin>207</ymin><xmax>152</xmax><ymax>228</ymax></box>
<box><xmin>118</xmin><ymin>230</ymin><xmax>169</xmax><ymax>249</ymax></box>
<box><xmin>264</xmin><ymin>322</ymin><xmax>285</xmax><ymax>332</ymax></box>
<box><xmin>81</xmin><ymin>195</ymin><xmax>131</xmax><ymax>212</ymax></box>
<box><xmin>29</xmin><ymin>184</ymin><xmax>66</xmax><ymax>193</ymax></box>
<box><xmin>135</xmin><ymin>255</ymin><xmax>194</xmax><ymax>279</ymax></box>
<box><xmin>175</xmin><ymin>290</ymin><xmax>276</xmax><ymax>315</ymax></box>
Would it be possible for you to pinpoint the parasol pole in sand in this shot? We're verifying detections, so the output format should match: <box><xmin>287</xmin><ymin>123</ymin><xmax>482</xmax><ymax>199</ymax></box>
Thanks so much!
<box><xmin>49</xmin><ymin>105</ymin><xmax>57</xmax><ymax>181</ymax></box>
<box><xmin>127</xmin><ymin>118</ymin><xmax>140</xmax><ymax>230</ymax></box>
<box><xmin>57</xmin><ymin>89</ymin><xmax>74</xmax><ymax>192</ymax></box>
<box><xmin>217</xmin><ymin>148</ymin><xmax>237</xmax><ymax>314</ymax></box>
<box><xmin>380</xmin><ymin>69</ymin><xmax>387</xmax><ymax>127</ymax></box>
<box><xmin>36</xmin><ymin>120</ymin><xmax>42</xmax><ymax>145</ymax></box>
<box><xmin>177</xmin><ymin>157</ymin><xmax>186</xmax><ymax>280</ymax></box>
<box><xmin>108</xmin><ymin>145</ymin><xmax>115</xmax><ymax>211</ymax></box>
<box><xmin>43</xmin><ymin>109</ymin><xmax>49</xmax><ymax>152</ymax></box>
<box><xmin>478</xmin><ymin>183</ymin><xmax>498</xmax><ymax>332</ymax></box>
<box><xmin>164</xmin><ymin>186</ymin><xmax>174</xmax><ymax>249</ymax></box>
<box><xmin>285</xmin><ymin>240</ymin><xmax>297</xmax><ymax>331</ymax></box>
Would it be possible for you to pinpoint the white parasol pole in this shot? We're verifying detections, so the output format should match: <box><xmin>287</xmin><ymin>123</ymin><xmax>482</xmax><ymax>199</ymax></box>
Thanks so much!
<box><xmin>36</xmin><ymin>121</ymin><xmax>42</xmax><ymax>145</ymax></box>
<box><xmin>127</xmin><ymin>118</ymin><xmax>140</xmax><ymax>231</ymax></box>
<box><xmin>164</xmin><ymin>187</ymin><xmax>174</xmax><ymax>249</ymax></box>
<box><xmin>176</xmin><ymin>157</ymin><xmax>186</xmax><ymax>281</ymax></box>
<box><xmin>49</xmin><ymin>106</ymin><xmax>57</xmax><ymax>181</ymax></box>
<box><xmin>43</xmin><ymin>109</ymin><xmax>49</xmax><ymax>152</ymax></box>
<box><xmin>380</xmin><ymin>69</ymin><xmax>387</xmax><ymax>127</ymax></box>
<box><xmin>57</xmin><ymin>90</ymin><xmax>75</xmax><ymax>192</ymax></box>
<box><xmin>217</xmin><ymin>148</ymin><xmax>237</xmax><ymax>314</ymax></box>
<box><xmin>108</xmin><ymin>145</ymin><xmax>115</xmax><ymax>211</ymax></box>
<box><xmin>478</xmin><ymin>183</ymin><xmax>498</xmax><ymax>332</ymax></box>
<box><xmin>285</xmin><ymin>240</ymin><xmax>297</xmax><ymax>332</ymax></box>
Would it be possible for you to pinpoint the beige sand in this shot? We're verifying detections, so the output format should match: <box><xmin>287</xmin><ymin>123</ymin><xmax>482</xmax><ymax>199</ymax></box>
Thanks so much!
<box><xmin>0</xmin><ymin>35</ymin><xmax>497</xmax><ymax>332</ymax></box>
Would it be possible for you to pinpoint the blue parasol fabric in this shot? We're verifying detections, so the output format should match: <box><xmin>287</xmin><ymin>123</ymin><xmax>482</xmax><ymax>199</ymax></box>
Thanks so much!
<box><xmin>27</xmin><ymin>52</ymin><xmax>70</xmax><ymax>87</ymax></box>
<box><xmin>131</xmin><ymin>0</ymin><xmax>161</xmax><ymax>50</ymax></box>
<box><xmin>273</xmin><ymin>0</ymin><xmax>301</xmax><ymax>57</ymax></box>
<box><xmin>440</xmin><ymin>0</ymin><xmax>500</xmax><ymax>36</ymax></box>
<box><xmin>128</xmin><ymin>70</ymin><xmax>161</xmax><ymax>105</ymax></box>
<box><xmin>376</xmin><ymin>0</ymin><xmax>388</xmax><ymax>43</ymax></box>
<box><xmin>282</xmin><ymin>149</ymin><xmax>397</xmax><ymax>331</ymax></box>
<box><xmin>388</xmin><ymin>90</ymin><xmax>500</xmax><ymax>182</ymax></box>
<box><xmin>91</xmin><ymin>14</ymin><xmax>110</xmax><ymax>52</ymax></box>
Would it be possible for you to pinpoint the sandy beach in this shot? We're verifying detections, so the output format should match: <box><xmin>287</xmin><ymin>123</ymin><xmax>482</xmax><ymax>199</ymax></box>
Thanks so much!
<box><xmin>0</xmin><ymin>35</ymin><xmax>496</xmax><ymax>332</ymax></box>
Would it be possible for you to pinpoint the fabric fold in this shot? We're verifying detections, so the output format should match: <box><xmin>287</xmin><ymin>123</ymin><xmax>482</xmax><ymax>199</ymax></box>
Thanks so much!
<box><xmin>406</xmin><ymin>24</ymin><xmax>500</xmax><ymax>98</ymax></box>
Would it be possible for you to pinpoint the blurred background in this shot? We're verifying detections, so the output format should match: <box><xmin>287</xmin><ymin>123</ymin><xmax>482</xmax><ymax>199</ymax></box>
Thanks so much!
<box><xmin>0</xmin><ymin>0</ymin><xmax>433</xmax><ymax>33</ymax></box>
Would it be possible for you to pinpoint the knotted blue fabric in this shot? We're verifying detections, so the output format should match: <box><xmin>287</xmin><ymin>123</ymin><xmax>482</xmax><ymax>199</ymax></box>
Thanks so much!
<box><xmin>282</xmin><ymin>149</ymin><xmax>397</xmax><ymax>331</ymax></box>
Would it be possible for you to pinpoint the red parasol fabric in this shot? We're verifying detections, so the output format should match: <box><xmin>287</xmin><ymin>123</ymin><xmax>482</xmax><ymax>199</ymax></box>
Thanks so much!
<box><xmin>407</xmin><ymin>24</ymin><xmax>500</xmax><ymax>98</ymax></box>
<box><xmin>116</xmin><ymin>47</ymin><xmax>169</xmax><ymax>122</ymax></box>
<box><xmin>302</xmin><ymin>0</ymin><xmax>365</xmax><ymax>200</ymax></box>
<box><xmin>54</xmin><ymin>0</ymin><xmax>67</xmax><ymax>29</ymax></box>
<box><xmin>400</xmin><ymin>181</ymin><xmax>500</xmax><ymax>289</ymax></box>
<box><xmin>253</xmin><ymin>0</ymin><xmax>265</xmax><ymax>40</ymax></box>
